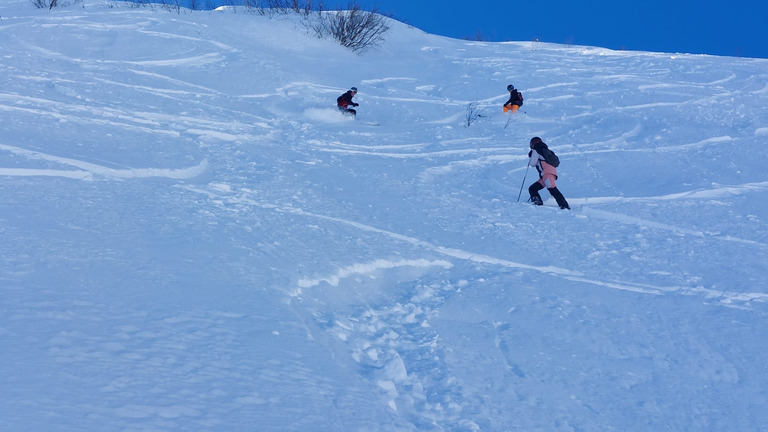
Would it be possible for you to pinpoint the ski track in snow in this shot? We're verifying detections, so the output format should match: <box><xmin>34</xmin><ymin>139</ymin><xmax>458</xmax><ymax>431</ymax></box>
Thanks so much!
<box><xmin>296</xmin><ymin>258</ymin><xmax>454</xmax><ymax>289</ymax></box>
<box><xmin>186</xmin><ymin>183</ymin><xmax>767</xmax><ymax>308</ymax></box>
<box><xmin>0</xmin><ymin>143</ymin><xmax>207</xmax><ymax>180</ymax></box>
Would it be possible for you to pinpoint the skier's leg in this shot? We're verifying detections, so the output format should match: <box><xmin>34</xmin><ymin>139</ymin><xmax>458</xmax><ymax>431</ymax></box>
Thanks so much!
<box><xmin>548</xmin><ymin>187</ymin><xmax>570</xmax><ymax>209</ymax></box>
<box><xmin>528</xmin><ymin>182</ymin><xmax>544</xmax><ymax>205</ymax></box>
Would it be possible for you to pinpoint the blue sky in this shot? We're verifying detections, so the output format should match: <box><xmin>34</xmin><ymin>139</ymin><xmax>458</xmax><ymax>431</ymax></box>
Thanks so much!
<box><xmin>351</xmin><ymin>0</ymin><xmax>768</xmax><ymax>59</ymax></box>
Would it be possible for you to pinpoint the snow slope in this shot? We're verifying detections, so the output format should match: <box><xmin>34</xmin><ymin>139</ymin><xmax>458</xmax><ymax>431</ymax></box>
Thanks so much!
<box><xmin>1</xmin><ymin>1</ymin><xmax>767</xmax><ymax>431</ymax></box>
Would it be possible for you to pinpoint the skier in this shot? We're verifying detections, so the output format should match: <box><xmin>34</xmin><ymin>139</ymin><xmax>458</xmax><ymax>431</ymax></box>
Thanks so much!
<box><xmin>503</xmin><ymin>84</ymin><xmax>523</xmax><ymax>113</ymax></box>
<box><xmin>528</xmin><ymin>137</ymin><xmax>570</xmax><ymax>209</ymax></box>
<box><xmin>337</xmin><ymin>87</ymin><xmax>359</xmax><ymax>117</ymax></box>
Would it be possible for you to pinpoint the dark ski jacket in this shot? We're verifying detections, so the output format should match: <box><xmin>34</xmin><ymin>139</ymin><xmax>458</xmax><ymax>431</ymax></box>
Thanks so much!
<box><xmin>337</xmin><ymin>91</ymin><xmax>358</xmax><ymax>109</ymax></box>
<box><xmin>504</xmin><ymin>89</ymin><xmax>523</xmax><ymax>107</ymax></box>
<box><xmin>528</xmin><ymin>141</ymin><xmax>557</xmax><ymax>178</ymax></box>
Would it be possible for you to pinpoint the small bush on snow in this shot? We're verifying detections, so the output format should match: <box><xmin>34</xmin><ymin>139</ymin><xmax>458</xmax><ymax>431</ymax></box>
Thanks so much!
<box><xmin>309</xmin><ymin>2</ymin><xmax>390</xmax><ymax>53</ymax></box>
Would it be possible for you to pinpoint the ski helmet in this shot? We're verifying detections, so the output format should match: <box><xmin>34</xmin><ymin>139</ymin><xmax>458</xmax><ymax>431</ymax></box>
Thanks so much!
<box><xmin>350</xmin><ymin>87</ymin><xmax>358</xmax><ymax>92</ymax></box>
<box><xmin>507</xmin><ymin>84</ymin><xmax>514</xmax><ymax>91</ymax></box>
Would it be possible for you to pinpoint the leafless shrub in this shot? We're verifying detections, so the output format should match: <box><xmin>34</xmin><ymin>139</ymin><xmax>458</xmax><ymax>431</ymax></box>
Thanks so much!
<box><xmin>29</xmin><ymin>0</ymin><xmax>58</xmax><ymax>8</ymax></box>
<box><xmin>263</xmin><ymin>0</ymin><xmax>292</xmax><ymax>15</ymax></box>
<box><xmin>30</xmin><ymin>0</ymin><xmax>85</xmax><ymax>9</ymax></box>
<box><xmin>108</xmin><ymin>0</ymin><xmax>182</xmax><ymax>13</ymax></box>
<box><xmin>465</xmin><ymin>102</ymin><xmax>486</xmax><ymax>127</ymax></box>
<box><xmin>241</xmin><ymin>0</ymin><xmax>258</xmax><ymax>13</ymax></box>
<box><xmin>311</xmin><ymin>2</ymin><xmax>389</xmax><ymax>53</ymax></box>
<box><xmin>290</xmin><ymin>0</ymin><xmax>317</xmax><ymax>18</ymax></box>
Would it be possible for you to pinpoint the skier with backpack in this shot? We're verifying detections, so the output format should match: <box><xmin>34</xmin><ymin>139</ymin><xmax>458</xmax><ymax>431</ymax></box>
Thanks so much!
<box><xmin>337</xmin><ymin>87</ymin><xmax>359</xmax><ymax>117</ymax></box>
<box><xmin>503</xmin><ymin>84</ymin><xmax>524</xmax><ymax>113</ymax></box>
<box><xmin>527</xmin><ymin>137</ymin><xmax>570</xmax><ymax>209</ymax></box>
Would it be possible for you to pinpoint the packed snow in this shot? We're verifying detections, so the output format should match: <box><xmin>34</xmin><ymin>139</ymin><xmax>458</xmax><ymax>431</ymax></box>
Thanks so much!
<box><xmin>1</xmin><ymin>1</ymin><xmax>767</xmax><ymax>431</ymax></box>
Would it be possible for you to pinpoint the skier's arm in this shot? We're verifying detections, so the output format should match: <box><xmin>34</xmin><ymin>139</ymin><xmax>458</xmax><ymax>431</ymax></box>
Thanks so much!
<box><xmin>528</xmin><ymin>149</ymin><xmax>540</xmax><ymax>167</ymax></box>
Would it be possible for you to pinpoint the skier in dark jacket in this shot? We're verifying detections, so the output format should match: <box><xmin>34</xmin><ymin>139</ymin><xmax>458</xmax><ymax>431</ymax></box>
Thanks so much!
<box><xmin>503</xmin><ymin>84</ymin><xmax>523</xmax><ymax>113</ymax></box>
<box><xmin>528</xmin><ymin>137</ymin><xmax>570</xmax><ymax>209</ymax></box>
<box><xmin>337</xmin><ymin>87</ymin><xmax>359</xmax><ymax>117</ymax></box>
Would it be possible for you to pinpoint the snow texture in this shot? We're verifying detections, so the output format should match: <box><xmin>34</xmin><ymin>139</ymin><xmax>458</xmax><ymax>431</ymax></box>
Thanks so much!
<box><xmin>1</xmin><ymin>1</ymin><xmax>767</xmax><ymax>431</ymax></box>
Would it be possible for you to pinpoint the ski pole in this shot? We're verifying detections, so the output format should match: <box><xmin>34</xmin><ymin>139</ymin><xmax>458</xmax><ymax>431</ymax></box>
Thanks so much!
<box><xmin>516</xmin><ymin>165</ymin><xmax>529</xmax><ymax>203</ymax></box>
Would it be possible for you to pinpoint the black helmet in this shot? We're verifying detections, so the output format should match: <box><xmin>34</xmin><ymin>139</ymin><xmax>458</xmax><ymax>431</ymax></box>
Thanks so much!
<box><xmin>350</xmin><ymin>87</ymin><xmax>358</xmax><ymax>92</ymax></box>
<box><xmin>507</xmin><ymin>84</ymin><xmax>514</xmax><ymax>91</ymax></box>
